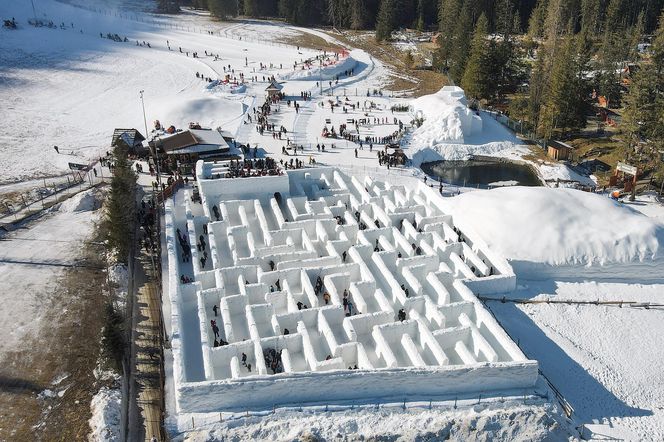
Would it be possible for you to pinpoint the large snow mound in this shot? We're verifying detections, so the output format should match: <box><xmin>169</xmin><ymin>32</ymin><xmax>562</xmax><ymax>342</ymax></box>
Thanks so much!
<box><xmin>410</xmin><ymin>86</ymin><xmax>483</xmax><ymax>146</ymax></box>
<box><xmin>58</xmin><ymin>188</ymin><xmax>103</xmax><ymax>213</ymax></box>
<box><xmin>442</xmin><ymin>187</ymin><xmax>664</xmax><ymax>268</ymax></box>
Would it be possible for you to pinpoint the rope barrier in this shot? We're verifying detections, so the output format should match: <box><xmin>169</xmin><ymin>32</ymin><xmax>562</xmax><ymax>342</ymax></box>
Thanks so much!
<box><xmin>480</xmin><ymin>296</ymin><xmax>664</xmax><ymax>310</ymax></box>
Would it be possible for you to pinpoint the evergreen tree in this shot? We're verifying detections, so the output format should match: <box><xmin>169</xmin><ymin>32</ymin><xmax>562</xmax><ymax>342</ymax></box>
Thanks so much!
<box><xmin>208</xmin><ymin>0</ymin><xmax>238</xmax><ymax>19</ymax></box>
<box><xmin>461</xmin><ymin>14</ymin><xmax>490</xmax><ymax>99</ymax></box>
<box><xmin>623</xmin><ymin>10</ymin><xmax>664</xmax><ymax>148</ymax></box>
<box><xmin>603</xmin><ymin>0</ymin><xmax>625</xmax><ymax>33</ymax></box>
<box><xmin>449</xmin><ymin>0</ymin><xmax>474</xmax><ymax>83</ymax></box>
<box><xmin>580</xmin><ymin>0</ymin><xmax>601</xmax><ymax>34</ymax></box>
<box><xmin>622</xmin><ymin>63</ymin><xmax>662</xmax><ymax>148</ymax></box>
<box><xmin>350</xmin><ymin>0</ymin><xmax>368</xmax><ymax>29</ymax></box>
<box><xmin>375</xmin><ymin>0</ymin><xmax>397</xmax><ymax>41</ymax></box>
<box><xmin>527</xmin><ymin>0</ymin><xmax>548</xmax><ymax>39</ymax></box>
<box><xmin>156</xmin><ymin>0</ymin><xmax>182</xmax><ymax>14</ymax></box>
<box><xmin>538</xmin><ymin>29</ymin><xmax>589</xmax><ymax>137</ymax></box>
<box><xmin>436</xmin><ymin>0</ymin><xmax>462</xmax><ymax>70</ymax></box>
<box><xmin>415</xmin><ymin>0</ymin><xmax>425</xmax><ymax>30</ymax></box>
<box><xmin>104</xmin><ymin>144</ymin><xmax>136</xmax><ymax>263</ymax></box>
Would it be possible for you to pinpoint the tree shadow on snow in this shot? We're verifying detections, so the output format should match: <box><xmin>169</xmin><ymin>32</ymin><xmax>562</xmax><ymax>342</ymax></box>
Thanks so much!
<box><xmin>486</xmin><ymin>301</ymin><xmax>652</xmax><ymax>423</ymax></box>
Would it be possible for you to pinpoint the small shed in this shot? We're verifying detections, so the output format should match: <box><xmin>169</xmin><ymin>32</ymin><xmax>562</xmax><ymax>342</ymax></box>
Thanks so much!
<box><xmin>265</xmin><ymin>78</ymin><xmax>283</xmax><ymax>99</ymax></box>
<box><xmin>111</xmin><ymin>128</ymin><xmax>146</xmax><ymax>155</ymax></box>
<box><xmin>547</xmin><ymin>140</ymin><xmax>575</xmax><ymax>161</ymax></box>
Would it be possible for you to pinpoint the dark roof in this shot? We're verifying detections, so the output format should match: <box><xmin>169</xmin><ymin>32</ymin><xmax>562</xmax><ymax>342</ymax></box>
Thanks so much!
<box><xmin>155</xmin><ymin>129</ymin><xmax>230</xmax><ymax>154</ymax></box>
<box><xmin>265</xmin><ymin>79</ymin><xmax>283</xmax><ymax>91</ymax></box>
<box><xmin>111</xmin><ymin>128</ymin><xmax>145</xmax><ymax>147</ymax></box>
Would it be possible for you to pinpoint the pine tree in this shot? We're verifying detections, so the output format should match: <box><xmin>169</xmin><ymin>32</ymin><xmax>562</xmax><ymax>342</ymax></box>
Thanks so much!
<box><xmin>622</xmin><ymin>63</ymin><xmax>661</xmax><ymax>147</ymax></box>
<box><xmin>449</xmin><ymin>0</ymin><xmax>473</xmax><ymax>83</ymax></box>
<box><xmin>603</xmin><ymin>0</ymin><xmax>625</xmax><ymax>33</ymax></box>
<box><xmin>436</xmin><ymin>0</ymin><xmax>461</xmax><ymax>70</ymax></box>
<box><xmin>104</xmin><ymin>144</ymin><xmax>136</xmax><ymax>263</ymax></box>
<box><xmin>580</xmin><ymin>0</ymin><xmax>601</xmax><ymax>34</ymax></box>
<box><xmin>623</xmin><ymin>10</ymin><xmax>664</xmax><ymax>148</ymax></box>
<box><xmin>208</xmin><ymin>0</ymin><xmax>238</xmax><ymax>19</ymax></box>
<box><xmin>527</xmin><ymin>0</ymin><xmax>548</xmax><ymax>40</ymax></box>
<box><xmin>375</xmin><ymin>0</ymin><xmax>396</xmax><ymax>41</ymax></box>
<box><xmin>538</xmin><ymin>28</ymin><xmax>589</xmax><ymax>138</ymax></box>
<box><xmin>461</xmin><ymin>14</ymin><xmax>490</xmax><ymax>99</ymax></box>
<box><xmin>415</xmin><ymin>0</ymin><xmax>425</xmax><ymax>31</ymax></box>
<box><xmin>350</xmin><ymin>0</ymin><xmax>367</xmax><ymax>29</ymax></box>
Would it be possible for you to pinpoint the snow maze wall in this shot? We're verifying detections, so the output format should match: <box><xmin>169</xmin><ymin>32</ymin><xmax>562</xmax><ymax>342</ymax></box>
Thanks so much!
<box><xmin>166</xmin><ymin>165</ymin><xmax>538</xmax><ymax>413</ymax></box>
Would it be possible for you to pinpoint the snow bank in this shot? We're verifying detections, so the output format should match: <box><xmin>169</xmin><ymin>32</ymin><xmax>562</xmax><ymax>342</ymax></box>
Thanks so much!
<box><xmin>441</xmin><ymin>187</ymin><xmax>664</xmax><ymax>276</ymax></box>
<box><xmin>58</xmin><ymin>188</ymin><xmax>103</xmax><ymax>213</ymax></box>
<box><xmin>88</xmin><ymin>387</ymin><xmax>121</xmax><ymax>442</ymax></box>
<box><xmin>280</xmin><ymin>54</ymin><xmax>358</xmax><ymax>81</ymax></box>
<box><xmin>410</xmin><ymin>86</ymin><xmax>483</xmax><ymax>149</ymax></box>
<box><xmin>182</xmin><ymin>401</ymin><xmax>571</xmax><ymax>441</ymax></box>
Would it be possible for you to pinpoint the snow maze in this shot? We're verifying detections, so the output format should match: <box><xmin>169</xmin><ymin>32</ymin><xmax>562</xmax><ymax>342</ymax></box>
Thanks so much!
<box><xmin>166</xmin><ymin>164</ymin><xmax>538</xmax><ymax>412</ymax></box>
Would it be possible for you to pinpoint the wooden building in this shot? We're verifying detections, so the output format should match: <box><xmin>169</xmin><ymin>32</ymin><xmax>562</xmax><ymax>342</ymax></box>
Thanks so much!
<box><xmin>546</xmin><ymin>140</ymin><xmax>575</xmax><ymax>161</ymax></box>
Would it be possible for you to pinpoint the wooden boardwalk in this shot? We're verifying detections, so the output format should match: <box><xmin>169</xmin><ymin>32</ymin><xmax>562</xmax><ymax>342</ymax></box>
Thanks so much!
<box><xmin>132</xmin><ymin>237</ymin><xmax>166</xmax><ymax>441</ymax></box>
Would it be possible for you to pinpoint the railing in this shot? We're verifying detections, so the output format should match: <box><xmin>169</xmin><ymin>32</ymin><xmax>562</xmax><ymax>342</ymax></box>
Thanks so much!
<box><xmin>0</xmin><ymin>164</ymin><xmax>106</xmax><ymax>224</ymax></box>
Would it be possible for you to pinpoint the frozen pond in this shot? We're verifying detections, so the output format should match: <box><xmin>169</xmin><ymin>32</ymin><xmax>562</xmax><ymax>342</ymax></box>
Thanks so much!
<box><xmin>421</xmin><ymin>159</ymin><xmax>542</xmax><ymax>188</ymax></box>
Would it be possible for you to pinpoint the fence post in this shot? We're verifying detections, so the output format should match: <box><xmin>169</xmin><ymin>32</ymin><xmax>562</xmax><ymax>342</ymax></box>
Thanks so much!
<box><xmin>454</xmin><ymin>397</ymin><xmax>457</xmax><ymax>409</ymax></box>
<box><xmin>220</xmin><ymin>412</ymin><xmax>223</xmax><ymax>422</ymax></box>
<box><xmin>191</xmin><ymin>416</ymin><xmax>195</xmax><ymax>429</ymax></box>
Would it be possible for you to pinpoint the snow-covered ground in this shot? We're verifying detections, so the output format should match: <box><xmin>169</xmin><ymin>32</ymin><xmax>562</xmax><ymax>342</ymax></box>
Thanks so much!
<box><xmin>443</xmin><ymin>188</ymin><xmax>664</xmax><ymax>440</ymax></box>
<box><xmin>0</xmin><ymin>187</ymin><xmax>104</xmax><ymax>357</ymax></box>
<box><xmin>3</xmin><ymin>0</ymin><xmax>664</xmax><ymax>440</ymax></box>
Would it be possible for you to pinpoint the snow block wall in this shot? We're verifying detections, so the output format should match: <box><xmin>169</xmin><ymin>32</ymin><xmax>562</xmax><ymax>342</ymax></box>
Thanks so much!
<box><xmin>167</xmin><ymin>165</ymin><xmax>537</xmax><ymax>413</ymax></box>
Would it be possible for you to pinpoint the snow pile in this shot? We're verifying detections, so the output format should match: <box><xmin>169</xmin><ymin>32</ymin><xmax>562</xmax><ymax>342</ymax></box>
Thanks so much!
<box><xmin>184</xmin><ymin>402</ymin><xmax>572</xmax><ymax>441</ymax></box>
<box><xmin>409</xmin><ymin>87</ymin><xmax>483</xmax><ymax>158</ymax></box>
<box><xmin>58</xmin><ymin>188</ymin><xmax>103</xmax><ymax>213</ymax></box>
<box><xmin>88</xmin><ymin>386</ymin><xmax>121</xmax><ymax>442</ymax></box>
<box><xmin>280</xmin><ymin>54</ymin><xmax>358</xmax><ymax>81</ymax></box>
<box><xmin>538</xmin><ymin>163</ymin><xmax>597</xmax><ymax>187</ymax></box>
<box><xmin>442</xmin><ymin>187</ymin><xmax>664</xmax><ymax>272</ymax></box>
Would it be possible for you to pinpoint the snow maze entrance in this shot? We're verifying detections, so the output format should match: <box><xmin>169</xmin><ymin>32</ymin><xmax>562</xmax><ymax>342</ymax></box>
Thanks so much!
<box><xmin>166</xmin><ymin>164</ymin><xmax>538</xmax><ymax>412</ymax></box>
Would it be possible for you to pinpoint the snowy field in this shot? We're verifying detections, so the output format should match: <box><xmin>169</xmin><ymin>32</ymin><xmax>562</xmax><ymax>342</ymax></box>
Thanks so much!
<box><xmin>0</xmin><ymin>188</ymin><xmax>104</xmax><ymax>356</ymax></box>
<box><xmin>2</xmin><ymin>0</ymin><xmax>664</xmax><ymax>440</ymax></box>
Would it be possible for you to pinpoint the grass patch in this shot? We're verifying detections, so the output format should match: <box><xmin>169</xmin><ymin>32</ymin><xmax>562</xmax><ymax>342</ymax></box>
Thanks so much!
<box><xmin>277</xmin><ymin>31</ymin><xmax>344</xmax><ymax>52</ymax></box>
